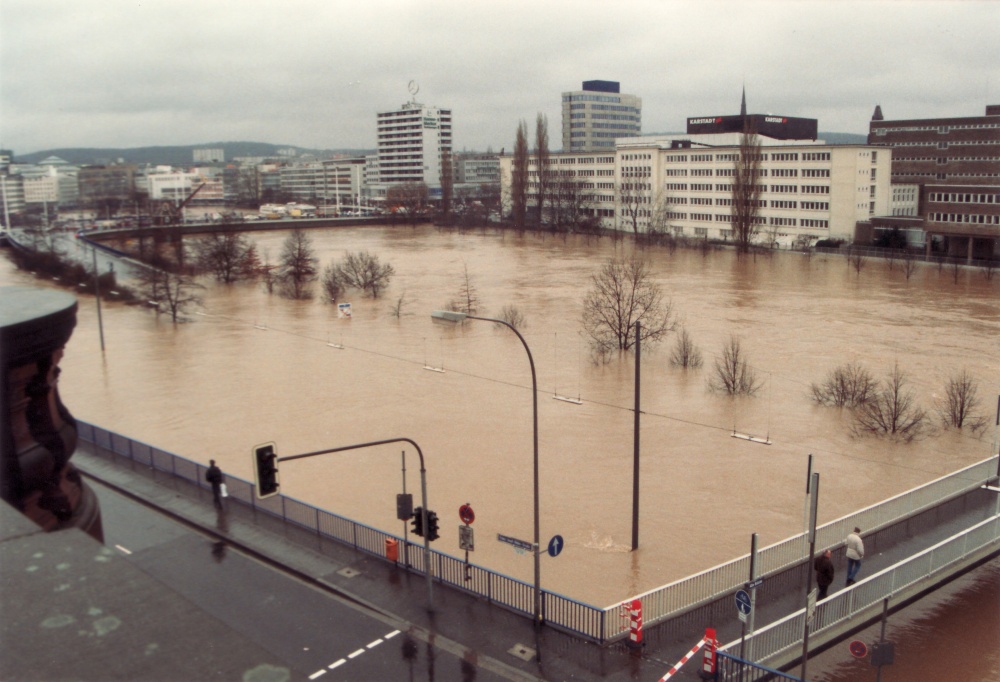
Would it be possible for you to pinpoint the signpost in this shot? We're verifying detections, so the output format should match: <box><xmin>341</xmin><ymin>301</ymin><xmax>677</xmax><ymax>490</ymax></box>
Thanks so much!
<box><xmin>547</xmin><ymin>534</ymin><xmax>564</xmax><ymax>558</ymax></box>
<box><xmin>459</xmin><ymin>525</ymin><xmax>474</xmax><ymax>551</ymax></box>
<box><xmin>735</xmin><ymin>589</ymin><xmax>752</xmax><ymax>623</ymax></box>
<box><xmin>497</xmin><ymin>533</ymin><xmax>533</xmax><ymax>552</ymax></box>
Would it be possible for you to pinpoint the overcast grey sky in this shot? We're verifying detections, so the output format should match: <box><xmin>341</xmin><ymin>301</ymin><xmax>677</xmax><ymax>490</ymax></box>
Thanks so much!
<box><xmin>2</xmin><ymin>0</ymin><xmax>998</xmax><ymax>155</ymax></box>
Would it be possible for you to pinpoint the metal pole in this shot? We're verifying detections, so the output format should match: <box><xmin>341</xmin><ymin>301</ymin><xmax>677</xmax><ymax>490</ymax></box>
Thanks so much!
<box><xmin>632</xmin><ymin>320</ymin><xmax>641</xmax><ymax>551</ymax></box>
<box><xmin>802</xmin><ymin>454</ymin><xmax>813</xmax><ymax>551</ymax></box>
<box><xmin>875</xmin><ymin>597</ymin><xmax>889</xmax><ymax>682</ymax></box>
<box><xmin>401</xmin><ymin>450</ymin><xmax>409</xmax><ymax>568</ymax></box>
<box><xmin>465</xmin><ymin>315</ymin><xmax>541</xmax><ymax>627</ymax></box>
<box><xmin>801</xmin><ymin>472</ymin><xmax>819</xmax><ymax>681</ymax></box>
<box><xmin>92</xmin><ymin>245</ymin><xmax>105</xmax><ymax>352</ymax></box>
<box><xmin>745</xmin><ymin>532</ymin><xmax>759</xmax><ymax>671</ymax></box>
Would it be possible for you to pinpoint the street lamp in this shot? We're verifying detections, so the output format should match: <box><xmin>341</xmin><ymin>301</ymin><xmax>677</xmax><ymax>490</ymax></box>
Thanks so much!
<box><xmin>431</xmin><ymin>310</ymin><xmax>542</xmax><ymax>627</ymax></box>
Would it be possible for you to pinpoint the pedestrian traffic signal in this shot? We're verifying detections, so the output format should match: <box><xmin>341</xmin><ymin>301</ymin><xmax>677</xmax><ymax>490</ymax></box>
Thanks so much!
<box><xmin>411</xmin><ymin>506</ymin><xmax>424</xmax><ymax>537</ymax></box>
<box><xmin>426</xmin><ymin>510</ymin><xmax>440</xmax><ymax>542</ymax></box>
<box><xmin>253</xmin><ymin>442</ymin><xmax>280</xmax><ymax>499</ymax></box>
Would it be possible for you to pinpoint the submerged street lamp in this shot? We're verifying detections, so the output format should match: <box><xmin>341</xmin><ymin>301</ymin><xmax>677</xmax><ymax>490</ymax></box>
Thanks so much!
<box><xmin>431</xmin><ymin>310</ymin><xmax>542</xmax><ymax>627</ymax></box>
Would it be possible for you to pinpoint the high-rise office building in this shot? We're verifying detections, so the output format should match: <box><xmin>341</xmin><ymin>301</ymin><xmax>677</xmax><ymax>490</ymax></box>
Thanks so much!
<box><xmin>374</xmin><ymin>99</ymin><xmax>452</xmax><ymax>199</ymax></box>
<box><xmin>562</xmin><ymin>80</ymin><xmax>641</xmax><ymax>153</ymax></box>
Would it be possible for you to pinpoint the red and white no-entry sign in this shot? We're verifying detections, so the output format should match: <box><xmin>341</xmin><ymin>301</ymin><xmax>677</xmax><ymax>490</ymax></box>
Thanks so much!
<box><xmin>459</xmin><ymin>504</ymin><xmax>475</xmax><ymax>525</ymax></box>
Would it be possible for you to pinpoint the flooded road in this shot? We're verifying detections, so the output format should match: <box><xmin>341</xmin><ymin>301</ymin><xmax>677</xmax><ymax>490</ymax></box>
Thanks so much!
<box><xmin>2</xmin><ymin>225</ymin><xmax>998</xmax><ymax>677</ymax></box>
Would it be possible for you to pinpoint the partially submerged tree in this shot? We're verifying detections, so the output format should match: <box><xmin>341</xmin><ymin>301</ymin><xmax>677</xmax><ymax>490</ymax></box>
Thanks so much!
<box><xmin>135</xmin><ymin>265</ymin><xmax>203</xmax><ymax>323</ymax></box>
<box><xmin>278</xmin><ymin>229</ymin><xmax>318</xmax><ymax>300</ymax></box>
<box><xmin>710</xmin><ymin>335</ymin><xmax>762</xmax><ymax>395</ymax></box>
<box><xmin>811</xmin><ymin>362</ymin><xmax>877</xmax><ymax>407</ymax></box>
<box><xmin>193</xmin><ymin>232</ymin><xmax>257</xmax><ymax>283</ymax></box>
<box><xmin>386</xmin><ymin>182</ymin><xmax>429</xmax><ymax>225</ymax></box>
<box><xmin>937</xmin><ymin>369</ymin><xmax>987</xmax><ymax>432</ymax></box>
<box><xmin>581</xmin><ymin>256</ymin><xmax>673</xmax><ymax>353</ymax></box>
<box><xmin>331</xmin><ymin>250</ymin><xmax>395</xmax><ymax>298</ymax></box>
<box><xmin>731</xmin><ymin>122</ymin><xmax>764</xmax><ymax>254</ymax></box>
<box><xmin>670</xmin><ymin>327</ymin><xmax>703</xmax><ymax>368</ymax></box>
<box><xmin>496</xmin><ymin>304</ymin><xmax>527</xmax><ymax>330</ymax></box>
<box><xmin>450</xmin><ymin>263</ymin><xmax>481</xmax><ymax>314</ymax></box>
<box><xmin>534</xmin><ymin>113</ymin><xmax>551</xmax><ymax>227</ymax></box>
<box><xmin>852</xmin><ymin>363</ymin><xmax>927</xmax><ymax>441</ymax></box>
<box><xmin>320</xmin><ymin>263</ymin><xmax>343</xmax><ymax>302</ymax></box>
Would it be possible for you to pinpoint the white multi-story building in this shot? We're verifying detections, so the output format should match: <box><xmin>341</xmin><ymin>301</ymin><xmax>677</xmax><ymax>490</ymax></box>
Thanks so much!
<box><xmin>279</xmin><ymin>158</ymin><xmax>367</xmax><ymax>212</ymax></box>
<box><xmin>500</xmin><ymin>133</ymin><xmax>892</xmax><ymax>245</ymax></box>
<box><xmin>562</xmin><ymin>80</ymin><xmax>642</xmax><ymax>153</ymax></box>
<box><xmin>193</xmin><ymin>148</ymin><xmax>224</xmax><ymax>163</ymax></box>
<box><xmin>372</xmin><ymin>100</ymin><xmax>452</xmax><ymax>201</ymax></box>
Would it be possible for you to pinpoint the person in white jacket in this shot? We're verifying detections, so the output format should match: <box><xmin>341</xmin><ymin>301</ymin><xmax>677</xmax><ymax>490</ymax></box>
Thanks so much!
<box><xmin>846</xmin><ymin>527</ymin><xmax>865</xmax><ymax>585</ymax></box>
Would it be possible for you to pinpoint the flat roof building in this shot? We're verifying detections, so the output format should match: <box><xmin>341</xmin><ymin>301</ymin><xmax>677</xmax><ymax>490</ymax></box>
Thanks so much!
<box><xmin>373</xmin><ymin>99</ymin><xmax>452</xmax><ymax>201</ymax></box>
<box><xmin>562</xmin><ymin>80</ymin><xmax>641</xmax><ymax>153</ymax></box>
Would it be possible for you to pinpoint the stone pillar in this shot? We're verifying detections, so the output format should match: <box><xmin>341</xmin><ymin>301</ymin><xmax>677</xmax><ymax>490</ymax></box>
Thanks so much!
<box><xmin>1</xmin><ymin>286</ymin><xmax>102</xmax><ymax>541</ymax></box>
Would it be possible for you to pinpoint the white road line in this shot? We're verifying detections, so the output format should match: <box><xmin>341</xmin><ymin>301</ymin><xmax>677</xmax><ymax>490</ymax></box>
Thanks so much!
<box><xmin>347</xmin><ymin>649</ymin><xmax>365</xmax><ymax>659</ymax></box>
<box><xmin>384</xmin><ymin>630</ymin><xmax>400</xmax><ymax>639</ymax></box>
<box><xmin>366</xmin><ymin>638</ymin><xmax>383</xmax><ymax>649</ymax></box>
<box><xmin>114</xmin><ymin>544</ymin><xmax>132</xmax><ymax>555</ymax></box>
<box><xmin>308</xmin><ymin>670</ymin><xmax>327</xmax><ymax>679</ymax></box>
<box><xmin>328</xmin><ymin>659</ymin><xmax>346</xmax><ymax>670</ymax></box>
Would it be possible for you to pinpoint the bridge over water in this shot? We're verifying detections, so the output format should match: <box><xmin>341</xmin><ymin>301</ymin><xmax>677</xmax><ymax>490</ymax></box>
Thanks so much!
<box><xmin>75</xmin><ymin>420</ymin><xmax>1000</xmax><ymax>678</ymax></box>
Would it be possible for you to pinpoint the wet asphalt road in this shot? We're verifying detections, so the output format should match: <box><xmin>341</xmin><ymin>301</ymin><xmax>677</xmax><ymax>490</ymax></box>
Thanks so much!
<box><xmin>92</xmin><ymin>479</ymin><xmax>505</xmax><ymax>682</ymax></box>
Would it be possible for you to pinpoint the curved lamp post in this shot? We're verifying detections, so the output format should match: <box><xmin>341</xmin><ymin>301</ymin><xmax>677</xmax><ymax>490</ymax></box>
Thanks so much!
<box><xmin>431</xmin><ymin>310</ymin><xmax>542</xmax><ymax>627</ymax></box>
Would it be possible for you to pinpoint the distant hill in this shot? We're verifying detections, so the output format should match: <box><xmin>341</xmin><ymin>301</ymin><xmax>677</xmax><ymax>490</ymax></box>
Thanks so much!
<box><xmin>14</xmin><ymin>142</ymin><xmax>375</xmax><ymax>166</ymax></box>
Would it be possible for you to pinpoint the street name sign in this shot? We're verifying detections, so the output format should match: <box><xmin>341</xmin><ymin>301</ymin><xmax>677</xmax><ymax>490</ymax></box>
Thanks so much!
<box><xmin>497</xmin><ymin>534</ymin><xmax>533</xmax><ymax>551</ymax></box>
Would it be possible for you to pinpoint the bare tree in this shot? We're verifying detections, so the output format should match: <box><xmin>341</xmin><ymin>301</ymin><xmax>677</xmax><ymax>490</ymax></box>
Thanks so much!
<box><xmin>476</xmin><ymin>181</ymin><xmax>501</xmax><ymax>228</ymax></box>
<box><xmin>193</xmin><ymin>232</ymin><xmax>257</xmax><ymax>283</ymax></box>
<box><xmin>670</xmin><ymin>327</ymin><xmax>703</xmax><ymax>368</ymax></box>
<box><xmin>731</xmin><ymin>122</ymin><xmax>764</xmax><ymax>254</ymax></box>
<box><xmin>852</xmin><ymin>363</ymin><xmax>927</xmax><ymax>441</ymax></box>
<box><xmin>386</xmin><ymin>182</ymin><xmax>429</xmax><ymax>226</ymax></box>
<box><xmin>440</xmin><ymin>151</ymin><xmax>454</xmax><ymax>221</ymax></box>
<box><xmin>135</xmin><ymin>265</ymin><xmax>203</xmax><ymax>323</ymax></box>
<box><xmin>258</xmin><ymin>246</ymin><xmax>279</xmax><ymax>294</ymax></box>
<box><xmin>981</xmin><ymin>258</ymin><xmax>997</xmax><ymax>282</ymax></box>
<box><xmin>237</xmin><ymin>165</ymin><xmax>261</xmax><ymax>206</ymax></box>
<box><xmin>389</xmin><ymin>291</ymin><xmax>408</xmax><ymax>319</ymax></box>
<box><xmin>617</xmin><ymin>168</ymin><xmax>649</xmax><ymax>237</ymax></box>
<box><xmin>495</xmin><ymin>304</ymin><xmax>527</xmax><ymax>330</ymax></box>
<box><xmin>331</xmin><ymin>250</ymin><xmax>395</xmax><ymax>298</ymax></box>
<box><xmin>901</xmin><ymin>250</ymin><xmax>919</xmax><ymax>281</ymax></box>
<box><xmin>320</xmin><ymin>263</ymin><xmax>343</xmax><ymax>302</ymax></box>
<box><xmin>937</xmin><ymin>370</ymin><xmax>987</xmax><ymax>432</ymax></box>
<box><xmin>581</xmin><ymin>256</ymin><xmax>674</xmax><ymax>353</ymax></box>
<box><xmin>510</xmin><ymin>120</ymin><xmax>529</xmax><ymax>231</ymax></box>
<box><xmin>950</xmin><ymin>258</ymin><xmax>962</xmax><ymax>284</ymax></box>
<box><xmin>850</xmin><ymin>248</ymin><xmax>867</xmax><ymax>277</ymax></box>
<box><xmin>811</xmin><ymin>362</ymin><xmax>877</xmax><ymax>407</ymax></box>
<box><xmin>450</xmin><ymin>263</ymin><xmax>481</xmax><ymax>314</ymax></box>
<box><xmin>534</xmin><ymin>113</ymin><xmax>551</xmax><ymax>227</ymax></box>
<box><xmin>710</xmin><ymin>335</ymin><xmax>762</xmax><ymax>395</ymax></box>
<box><xmin>278</xmin><ymin>229</ymin><xmax>318</xmax><ymax>300</ymax></box>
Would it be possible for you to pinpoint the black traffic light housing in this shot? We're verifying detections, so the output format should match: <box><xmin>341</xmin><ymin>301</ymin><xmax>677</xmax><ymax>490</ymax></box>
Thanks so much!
<box><xmin>253</xmin><ymin>442</ymin><xmax>280</xmax><ymax>499</ymax></box>
<box><xmin>411</xmin><ymin>506</ymin><xmax>424</xmax><ymax>537</ymax></box>
<box><xmin>426</xmin><ymin>510</ymin><xmax>440</xmax><ymax>542</ymax></box>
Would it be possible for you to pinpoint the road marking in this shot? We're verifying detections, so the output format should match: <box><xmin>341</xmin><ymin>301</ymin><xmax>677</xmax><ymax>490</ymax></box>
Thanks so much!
<box><xmin>324</xmin><ymin>630</ymin><xmax>401</xmax><ymax>675</ymax></box>
<box><xmin>385</xmin><ymin>630</ymin><xmax>400</xmax><ymax>639</ymax></box>
<box><xmin>114</xmin><ymin>544</ymin><xmax>132</xmax><ymax>555</ymax></box>
<box><xmin>347</xmin><ymin>649</ymin><xmax>365</xmax><ymax>659</ymax></box>
<box><xmin>366</xmin><ymin>638</ymin><xmax>383</xmax><ymax>649</ymax></box>
<box><xmin>308</xmin><ymin>670</ymin><xmax>326</xmax><ymax>679</ymax></box>
<box><xmin>328</xmin><ymin>659</ymin><xmax>346</xmax><ymax>670</ymax></box>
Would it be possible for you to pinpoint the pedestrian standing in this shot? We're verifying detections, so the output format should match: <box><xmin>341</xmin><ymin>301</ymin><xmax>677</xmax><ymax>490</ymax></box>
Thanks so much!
<box><xmin>846</xmin><ymin>527</ymin><xmax>865</xmax><ymax>585</ymax></box>
<box><xmin>814</xmin><ymin>549</ymin><xmax>834</xmax><ymax>600</ymax></box>
<box><xmin>206</xmin><ymin>459</ymin><xmax>224</xmax><ymax>510</ymax></box>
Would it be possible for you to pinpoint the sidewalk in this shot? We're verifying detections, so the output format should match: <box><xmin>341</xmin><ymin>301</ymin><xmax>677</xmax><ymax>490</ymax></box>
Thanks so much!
<box><xmin>73</xmin><ymin>439</ymin><xmax>1000</xmax><ymax>682</ymax></box>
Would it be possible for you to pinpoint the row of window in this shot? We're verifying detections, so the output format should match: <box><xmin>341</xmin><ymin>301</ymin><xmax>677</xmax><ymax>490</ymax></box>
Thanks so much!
<box><xmin>873</xmin><ymin>123</ymin><xmax>1000</xmax><ymax>134</ymax></box>
<box><xmin>565</xmin><ymin>94</ymin><xmax>624</xmax><ymax>103</ymax></box>
<box><xmin>928</xmin><ymin>212</ymin><xmax>1000</xmax><ymax>225</ymax></box>
<box><xmin>882</xmin><ymin>140</ymin><xmax>1000</xmax><ymax>147</ymax></box>
<box><xmin>928</xmin><ymin>192</ymin><xmax>1000</xmax><ymax>204</ymax></box>
<box><xmin>892</xmin><ymin>155</ymin><xmax>1000</xmax><ymax>163</ymax></box>
<box><xmin>571</xmin><ymin>122</ymin><xmax>640</xmax><ymax>131</ymax></box>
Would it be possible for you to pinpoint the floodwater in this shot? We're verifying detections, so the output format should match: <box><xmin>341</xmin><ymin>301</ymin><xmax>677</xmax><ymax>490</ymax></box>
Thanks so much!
<box><xmin>3</xmin><ymin>225</ymin><xmax>998</xmax><ymax>678</ymax></box>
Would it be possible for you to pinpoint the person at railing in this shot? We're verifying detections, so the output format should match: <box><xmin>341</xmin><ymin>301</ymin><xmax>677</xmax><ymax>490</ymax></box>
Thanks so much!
<box><xmin>845</xmin><ymin>527</ymin><xmax>865</xmax><ymax>586</ymax></box>
<box><xmin>206</xmin><ymin>459</ymin><xmax>225</xmax><ymax>511</ymax></box>
<box><xmin>814</xmin><ymin>549</ymin><xmax>834</xmax><ymax>599</ymax></box>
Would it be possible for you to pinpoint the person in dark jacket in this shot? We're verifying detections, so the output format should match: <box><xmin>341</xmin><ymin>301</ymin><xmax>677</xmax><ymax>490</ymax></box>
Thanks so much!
<box><xmin>206</xmin><ymin>460</ymin><xmax>224</xmax><ymax>510</ymax></box>
<box><xmin>814</xmin><ymin>549</ymin><xmax>834</xmax><ymax>599</ymax></box>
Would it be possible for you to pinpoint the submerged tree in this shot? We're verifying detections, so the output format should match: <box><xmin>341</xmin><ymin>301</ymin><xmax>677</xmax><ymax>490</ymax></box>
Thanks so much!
<box><xmin>731</xmin><ymin>121</ymin><xmax>764</xmax><ymax>254</ymax></box>
<box><xmin>709</xmin><ymin>335</ymin><xmax>762</xmax><ymax>395</ymax></box>
<box><xmin>852</xmin><ymin>363</ymin><xmax>927</xmax><ymax>441</ymax></box>
<box><xmin>331</xmin><ymin>250</ymin><xmax>394</xmax><ymax>298</ymax></box>
<box><xmin>496</xmin><ymin>304</ymin><xmax>527</xmax><ymax>330</ymax></box>
<box><xmin>450</xmin><ymin>263</ymin><xmax>481</xmax><ymax>314</ymax></box>
<box><xmin>193</xmin><ymin>232</ymin><xmax>257</xmax><ymax>283</ymax></box>
<box><xmin>510</xmin><ymin>120</ymin><xmax>529</xmax><ymax>230</ymax></box>
<box><xmin>670</xmin><ymin>327</ymin><xmax>703</xmax><ymax>369</ymax></box>
<box><xmin>811</xmin><ymin>362</ymin><xmax>877</xmax><ymax>407</ymax></box>
<box><xmin>937</xmin><ymin>369</ymin><xmax>987</xmax><ymax>432</ymax></box>
<box><xmin>135</xmin><ymin>265</ymin><xmax>203</xmax><ymax>323</ymax></box>
<box><xmin>534</xmin><ymin>113</ymin><xmax>551</xmax><ymax>227</ymax></box>
<box><xmin>278</xmin><ymin>229</ymin><xmax>318</xmax><ymax>300</ymax></box>
<box><xmin>581</xmin><ymin>255</ymin><xmax>673</xmax><ymax>353</ymax></box>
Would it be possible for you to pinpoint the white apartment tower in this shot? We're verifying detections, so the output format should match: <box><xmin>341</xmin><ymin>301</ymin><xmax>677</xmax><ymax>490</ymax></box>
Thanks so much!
<box><xmin>562</xmin><ymin>80</ymin><xmax>642</xmax><ymax>153</ymax></box>
<box><xmin>375</xmin><ymin>99</ymin><xmax>452</xmax><ymax>197</ymax></box>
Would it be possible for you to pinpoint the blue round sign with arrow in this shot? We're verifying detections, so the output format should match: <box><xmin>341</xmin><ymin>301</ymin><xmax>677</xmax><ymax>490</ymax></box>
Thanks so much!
<box><xmin>547</xmin><ymin>535</ymin><xmax>564</xmax><ymax>558</ymax></box>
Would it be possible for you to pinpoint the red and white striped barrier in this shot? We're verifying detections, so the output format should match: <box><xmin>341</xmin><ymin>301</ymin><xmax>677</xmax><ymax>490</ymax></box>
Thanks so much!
<box><xmin>702</xmin><ymin>627</ymin><xmax>717</xmax><ymax>676</ymax></box>
<box><xmin>628</xmin><ymin>598</ymin><xmax>643</xmax><ymax>645</ymax></box>
<box><xmin>659</xmin><ymin>634</ymin><xmax>708</xmax><ymax>681</ymax></box>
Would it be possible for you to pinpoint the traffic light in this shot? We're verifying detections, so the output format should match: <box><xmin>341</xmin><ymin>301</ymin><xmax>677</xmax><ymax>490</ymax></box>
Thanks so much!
<box><xmin>253</xmin><ymin>442</ymin><xmax>279</xmax><ymax>499</ymax></box>
<box><xmin>426</xmin><ymin>510</ymin><xmax>440</xmax><ymax>542</ymax></box>
<box><xmin>396</xmin><ymin>493</ymin><xmax>413</xmax><ymax>521</ymax></box>
<box><xmin>411</xmin><ymin>506</ymin><xmax>424</xmax><ymax>537</ymax></box>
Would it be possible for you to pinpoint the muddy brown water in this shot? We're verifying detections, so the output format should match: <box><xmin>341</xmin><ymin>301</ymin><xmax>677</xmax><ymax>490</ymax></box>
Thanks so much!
<box><xmin>3</xmin><ymin>226</ymin><xmax>998</xmax><ymax>678</ymax></box>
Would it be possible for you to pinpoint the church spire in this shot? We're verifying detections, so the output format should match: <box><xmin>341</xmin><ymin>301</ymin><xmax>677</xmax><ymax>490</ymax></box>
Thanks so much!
<box><xmin>740</xmin><ymin>86</ymin><xmax>747</xmax><ymax>117</ymax></box>
<box><xmin>872</xmin><ymin>104</ymin><xmax>884</xmax><ymax>121</ymax></box>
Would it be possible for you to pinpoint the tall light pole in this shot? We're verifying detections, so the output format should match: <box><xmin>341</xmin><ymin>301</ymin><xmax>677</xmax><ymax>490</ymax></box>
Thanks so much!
<box><xmin>431</xmin><ymin>310</ymin><xmax>542</xmax><ymax>627</ymax></box>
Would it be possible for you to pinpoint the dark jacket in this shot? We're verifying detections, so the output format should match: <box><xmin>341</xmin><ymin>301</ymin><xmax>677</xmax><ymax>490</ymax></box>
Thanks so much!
<box><xmin>814</xmin><ymin>554</ymin><xmax>834</xmax><ymax>588</ymax></box>
<box><xmin>206</xmin><ymin>465</ymin><xmax>223</xmax><ymax>486</ymax></box>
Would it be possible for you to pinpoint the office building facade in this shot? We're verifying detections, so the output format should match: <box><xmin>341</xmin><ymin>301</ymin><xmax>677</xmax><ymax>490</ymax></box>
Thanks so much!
<box><xmin>373</xmin><ymin>100</ymin><xmax>452</xmax><ymax>201</ymax></box>
<box><xmin>562</xmin><ymin>80</ymin><xmax>641</xmax><ymax>153</ymax></box>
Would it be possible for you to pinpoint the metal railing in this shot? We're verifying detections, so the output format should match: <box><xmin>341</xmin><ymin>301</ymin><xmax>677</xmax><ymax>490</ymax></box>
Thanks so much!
<box><xmin>76</xmin><ymin>420</ymin><xmax>997</xmax><ymax>645</ymax></box>
<box><xmin>600</xmin><ymin>454</ymin><xmax>999</xmax><ymax>641</ymax></box>
<box><xmin>75</xmin><ymin>421</ymin><xmax>603</xmax><ymax>640</ymax></box>
<box><xmin>717</xmin><ymin>514</ymin><xmax>1000</xmax><ymax>678</ymax></box>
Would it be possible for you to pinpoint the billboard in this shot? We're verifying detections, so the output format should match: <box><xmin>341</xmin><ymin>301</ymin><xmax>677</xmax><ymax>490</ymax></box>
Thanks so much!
<box><xmin>686</xmin><ymin>114</ymin><xmax>817</xmax><ymax>140</ymax></box>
